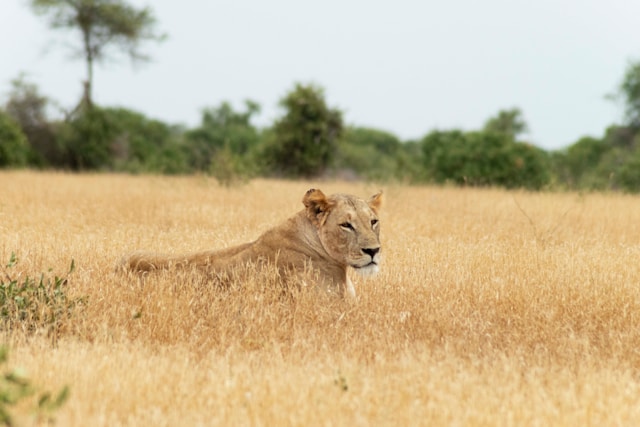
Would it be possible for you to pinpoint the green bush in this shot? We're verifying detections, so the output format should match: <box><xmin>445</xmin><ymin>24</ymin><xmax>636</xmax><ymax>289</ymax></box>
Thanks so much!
<box><xmin>507</xmin><ymin>141</ymin><xmax>551</xmax><ymax>190</ymax></box>
<box><xmin>262</xmin><ymin>84</ymin><xmax>343</xmax><ymax>178</ymax></box>
<box><xmin>0</xmin><ymin>111</ymin><xmax>30</xmax><ymax>168</ymax></box>
<box><xmin>0</xmin><ymin>254</ymin><xmax>77</xmax><ymax>424</ymax></box>
<box><xmin>0</xmin><ymin>253</ymin><xmax>84</xmax><ymax>341</ymax></box>
<box><xmin>421</xmin><ymin>130</ymin><xmax>551</xmax><ymax>190</ymax></box>
<box><xmin>335</xmin><ymin>127</ymin><xmax>404</xmax><ymax>181</ymax></box>
<box><xmin>101</xmin><ymin>107</ymin><xmax>188</xmax><ymax>173</ymax></box>
<box><xmin>551</xmin><ymin>136</ymin><xmax>611</xmax><ymax>190</ymax></box>
<box><xmin>4</xmin><ymin>75</ymin><xmax>61</xmax><ymax>168</ymax></box>
<box><xmin>184</xmin><ymin>101</ymin><xmax>261</xmax><ymax>174</ymax></box>
<box><xmin>57</xmin><ymin>107</ymin><xmax>115</xmax><ymax>170</ymax></box>
<box><xmin>552</xmin><ymin>132</ymin><xmax>640</xmax><ymax>192</ymax></box>
<box><xmin>53</xmin><ymin>106</ymin><xmax>190</xmax><ymax>173</ymax></box>
<box><xmin>616</xmin><ymin>148</ymin><xmax>640</xmax><ymax>192</ymax></box>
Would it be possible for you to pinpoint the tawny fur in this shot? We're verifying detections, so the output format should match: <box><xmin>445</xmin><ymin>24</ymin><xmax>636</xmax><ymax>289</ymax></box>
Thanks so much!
<box><xmin>118</xmin><ymin>189</ymin><xmax>382</xmax><ymax>298</ymax></box>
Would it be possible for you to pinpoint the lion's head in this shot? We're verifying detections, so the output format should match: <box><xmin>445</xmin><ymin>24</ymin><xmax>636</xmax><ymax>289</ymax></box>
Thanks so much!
<box><xmin>303</xmin><ymin>188</ymin><xmax>382</xmax><ymax>275</ymax></box>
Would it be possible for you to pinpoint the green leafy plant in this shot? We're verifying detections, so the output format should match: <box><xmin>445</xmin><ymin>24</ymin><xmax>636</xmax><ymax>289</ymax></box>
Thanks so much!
<box><xmin>0</xmin><ymin>253</ymin><xmax>84</xmax><ymax>341</ymax></box>
<box><xmin>0</xmin><ymin>346</ymin><xmax>69</xmax><ymax>426</ymax></box>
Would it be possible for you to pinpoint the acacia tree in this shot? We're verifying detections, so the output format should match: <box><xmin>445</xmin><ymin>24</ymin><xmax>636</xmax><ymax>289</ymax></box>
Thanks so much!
<box><xmin>30</xmin><ymin>0</ymin><xmax>165</xmax><ymax>108</ymax></box>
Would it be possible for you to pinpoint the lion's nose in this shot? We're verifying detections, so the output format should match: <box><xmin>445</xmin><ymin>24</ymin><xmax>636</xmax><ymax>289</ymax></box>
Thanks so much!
<box><xmin>362</xmin><ymin>247</ymin><xmax>380</xmax><ymax>258</ymax></box>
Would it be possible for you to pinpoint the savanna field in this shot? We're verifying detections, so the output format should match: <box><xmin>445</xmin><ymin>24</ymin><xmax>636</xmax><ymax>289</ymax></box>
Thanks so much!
<box><xmin>2</xmin><ymin>171</ymin><xmax>640</xmax><ymax>426</ymax></box>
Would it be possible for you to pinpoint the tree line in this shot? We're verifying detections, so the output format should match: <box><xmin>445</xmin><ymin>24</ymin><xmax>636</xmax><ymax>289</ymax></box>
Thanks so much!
<box><xmin>2</xmin><ymin>72</ymin><xmax>640</xmax><ymax>191</ymax></box>
<box><xmin>2</xmin><ymin>0</ymin><xmax>640</xmax><ymax>191</ymax></box>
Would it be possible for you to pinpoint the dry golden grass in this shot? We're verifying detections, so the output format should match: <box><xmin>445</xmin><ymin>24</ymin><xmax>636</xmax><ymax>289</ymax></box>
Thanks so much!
<box><xmin>2</xmin><ymin>171</ymin><xmax>640</xmax><ymax>426</ymax></box>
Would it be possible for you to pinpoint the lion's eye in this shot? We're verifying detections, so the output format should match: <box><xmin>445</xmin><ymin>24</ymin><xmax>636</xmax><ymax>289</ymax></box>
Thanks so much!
<box><xmin>371</xmin><ymin>219</ymin><xmax>379</xmax><ymax>227</ymax></box>
<box><xmin>340</xmin><ymin>222</ymin><xmax>354</xmax><ymax>231</ymax></box>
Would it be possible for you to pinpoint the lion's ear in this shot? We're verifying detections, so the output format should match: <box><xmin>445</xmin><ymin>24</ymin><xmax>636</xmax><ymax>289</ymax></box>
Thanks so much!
<box><xmin>303</xmin><ymin>188</ymin><xmax>333</xmax><ymax>226</ymax></box>
<box><xmin>368</xmin><ymin>191</ymin><xmax>383</xmax><ymax>213</ymax></box>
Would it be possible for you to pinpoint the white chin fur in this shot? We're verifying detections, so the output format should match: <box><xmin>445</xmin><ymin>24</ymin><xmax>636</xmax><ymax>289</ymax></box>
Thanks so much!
<box><xmin>354</xmin><ymin>263</ymin><xmax>379</xmax><ymax>277</ymax></box>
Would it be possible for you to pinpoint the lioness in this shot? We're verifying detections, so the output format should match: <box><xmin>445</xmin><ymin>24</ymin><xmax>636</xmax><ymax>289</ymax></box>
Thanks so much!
<box><xmin>118</xmin><ymin>188</ymin><xmax>382</xmax><ymax>298</ymax></box>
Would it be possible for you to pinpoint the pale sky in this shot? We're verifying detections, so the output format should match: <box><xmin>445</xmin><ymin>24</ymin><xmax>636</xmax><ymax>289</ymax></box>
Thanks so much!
<box><xmin>2</xmin><ymin>0</ymin><xmax>639</xmax><ymax>150</ymax></box>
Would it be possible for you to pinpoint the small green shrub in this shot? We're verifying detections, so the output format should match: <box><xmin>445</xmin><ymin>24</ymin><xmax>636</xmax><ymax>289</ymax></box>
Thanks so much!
<box><xmin>0</xmin><ymin>346</ymin><xmax>69</xmax><ymax>426</ymax></box>
<box><xmin>0</xmin><ymin>253</ymin><xmax>84</xmax><ymax>341</ymax></box>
